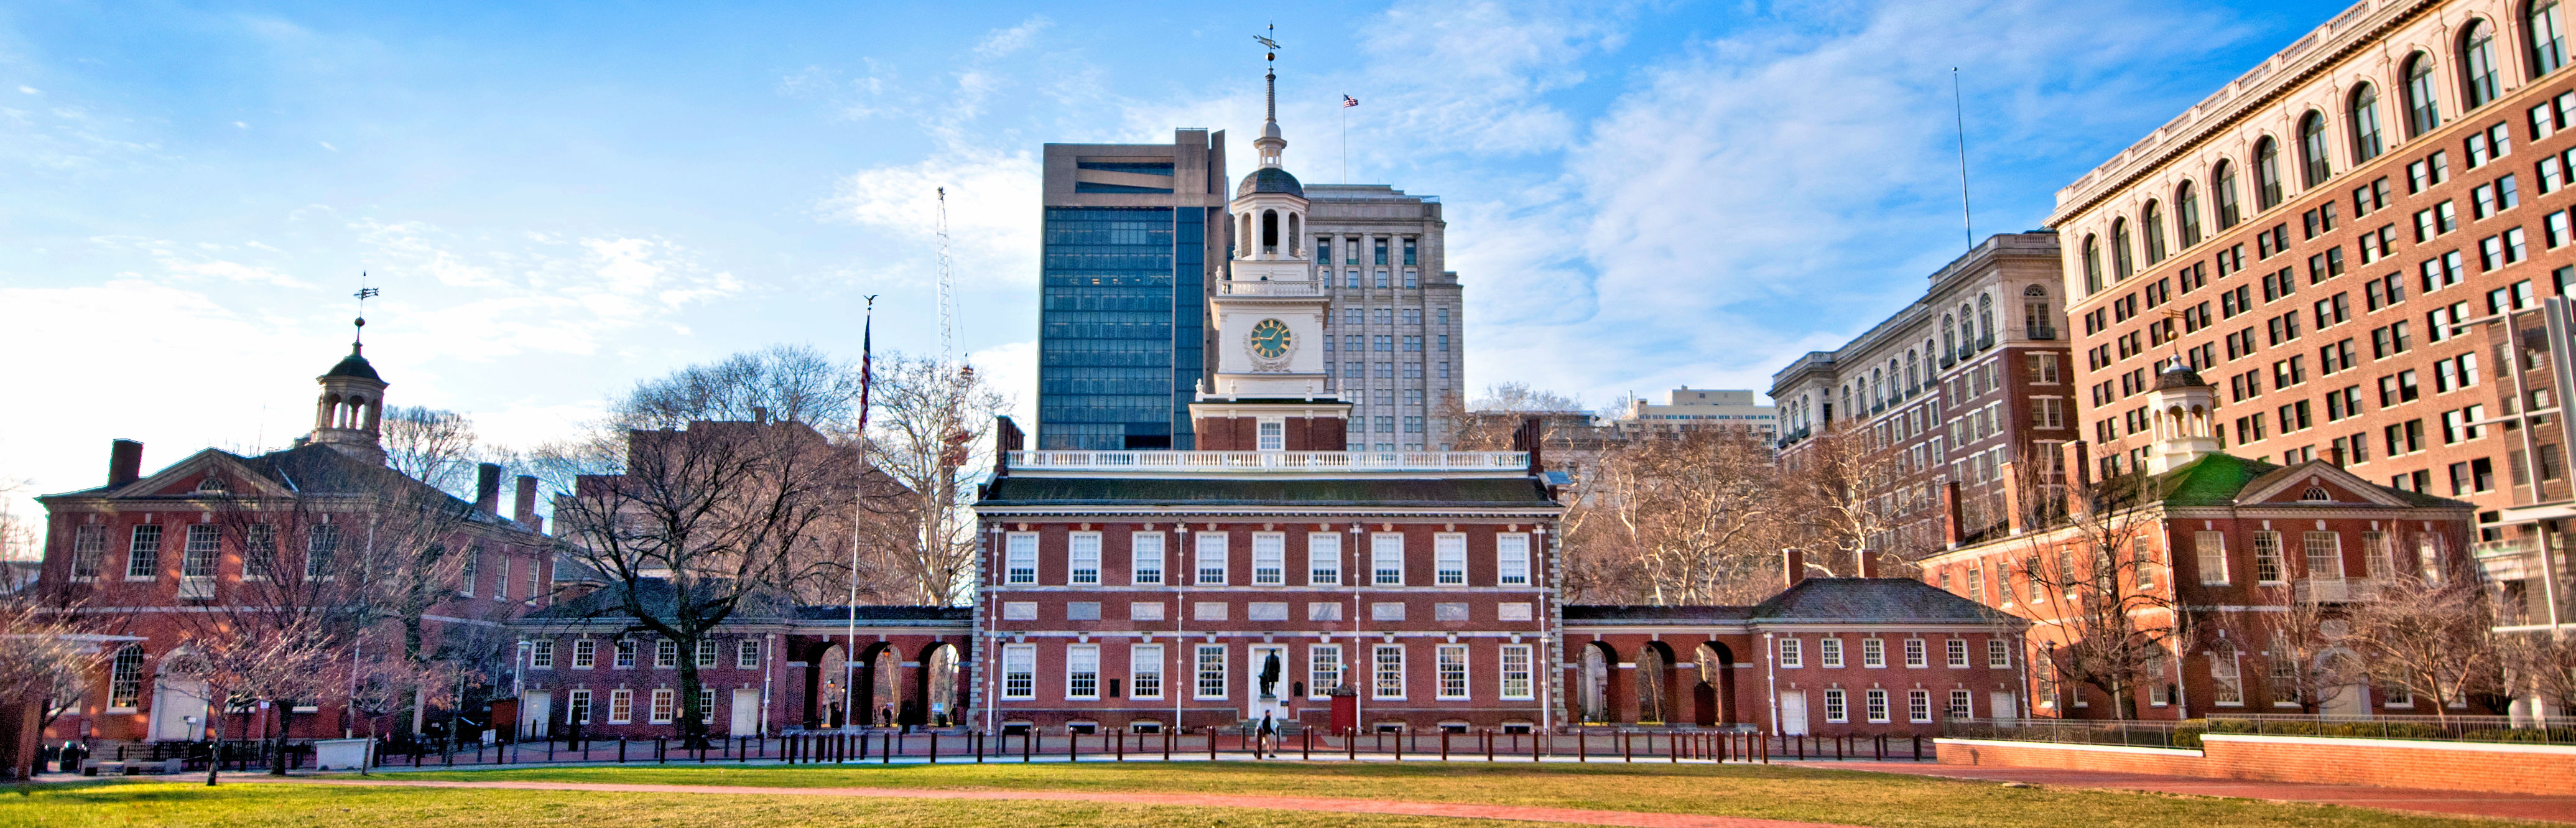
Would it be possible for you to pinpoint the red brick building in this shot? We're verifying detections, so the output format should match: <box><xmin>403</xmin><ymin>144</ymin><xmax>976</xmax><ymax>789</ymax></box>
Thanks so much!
<box><xmin>35</xmin><ymin>342</ymin><xmax>560</xmax><ymax>746</ymax></box>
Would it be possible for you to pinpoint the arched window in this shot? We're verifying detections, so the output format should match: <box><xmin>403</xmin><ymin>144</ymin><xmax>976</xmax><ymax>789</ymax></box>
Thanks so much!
<box><xmin>2081</xmin><ymin>235</ymin><xmax>2104</xmax><ymax>294</ymax></box>
<box><xmin>2111</xmin><ymin>218</ymin><xmax>2136</xmax><ymax>280</ymax></box>
<box><xmin>2402</xmin><ymin>53</ymin><xmax>2442</xmax><ymax>136</ymax></box>
<box><xmin>2253</xmin><ymin>137</ymin><xmax>2284</xmax><ymax>208</ymax></box>
<box><xmin>2349</xmin><ymin>84</ymin><xmax>2384</xmax><ymax>162</ymax></box>
<box><xmin>2142</xmin><ymin>200</ymin><xmax>2168</xmax><ymax>263</ymax></box>
<box><xmin>2536</xmin><ymin>1</ymin><xmax>2569</xmax><ymax>76</ymax></box>
<box><xmin>1906</xmin><ymin>350</ymin><xmax>1919</xmax><ymax>391</ymax></box>
<box><xmin>1978</xmin><ymin>294</ymin><xmax>1995</xmax><ymax>345</ymax></box>
<box><xmin>1942</xmin><ymin>314</ymin><xmax>1957</xmax><ymax>359</ymax></box>
<box><xmin>1635</xmin><ymin>645</ymin><xmax>1669</xmax><ymax>725</ymax></box>
<box><xmin>2464</xmin><ymin>20</ymin><xmax>2502</xmax><ymax>108</ymax></box>
<box><xmin>1260</xmin><ymin>209</ymin><xmax>1279</xmax><ymax>252</ymax></box>
<box><xmin>2215</xmin><ymin>160</ymin><xmax>2243</xmax><ymax>228</ymax></box>
<box><xmin>2208</xmin><ymin>640</ymin><xmax>2244</xmax><ymax>705</ymax></box>
<box><xmin>2023</xmin><ymin>284</ymin><xmax>2050</xmax><ymax>338</ymax></box>
<box><xmin>2175</xmin><ymin>182</ymin><xmax>2203</xmax><ymax>246</ymax></box>
<box><xmin>109</xmin><ymin>644</ymin><xmax>147</xmax><ymax>709</ymax></box>
<box><xmin>2298</xmin><ymin>111</ymin><xmax>2331</xmax><ymax>186</ymax></box>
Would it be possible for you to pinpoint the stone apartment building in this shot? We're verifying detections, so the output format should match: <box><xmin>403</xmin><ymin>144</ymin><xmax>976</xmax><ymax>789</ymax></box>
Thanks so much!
<box><xmin>2044</xmin><ymin>0</ymin><xmax>2576</xmax><ymax>644</ymax></box>
<box><xmin>1307</xmin><ymin>184</ymin><xmax>1468</xmax><ymax>451</ymax></box>
<box><xmin>1770</xmin><ymin>233</ymin><xmax>2079</xmax><ymax>565</ymax></box>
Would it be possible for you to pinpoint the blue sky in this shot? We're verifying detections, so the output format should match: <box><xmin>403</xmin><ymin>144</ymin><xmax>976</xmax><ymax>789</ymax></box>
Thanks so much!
<box><xmin>0</xmin><ymin>0</ymin><xmax>2351</xmax><ymax>516</ymax></box>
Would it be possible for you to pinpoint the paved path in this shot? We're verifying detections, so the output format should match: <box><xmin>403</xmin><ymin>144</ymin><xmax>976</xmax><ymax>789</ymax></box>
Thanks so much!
<box><xmin>1799</xmin><ymin>761</ymin><xmax>2576</xmax><ymax>824</ymax></box>
<box><xmin>228</xmin><ymin>776</ymin><xmax>1861</xmax><ymax>828</ymax></box>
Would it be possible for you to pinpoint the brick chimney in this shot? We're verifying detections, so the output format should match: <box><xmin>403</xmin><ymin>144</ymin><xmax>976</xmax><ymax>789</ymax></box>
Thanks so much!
<box><xmin>108</xmin><ymin>439</ymin><xmax>143</xmax><ymax>487</ymax></box>
<box><xmin>1782</xmin><ymin>548</ymin><xmax>1807</xmax><ymax>587</ymax></box>
<box><xmin>475</xmin><ymin>463</ymin><xmax>503</xmax><ymax>515</ymax></box>
<box><xmin>2062</xmin><ymin>440</ymin><xmax>2092</xmax><ymax>516</ymax></box>
<box><xmin>1941</xmin><ymin>480</ymin><xmax>1965</xmax><ymax>548</ymax></box>
<box><xmin>513</xmin><ymin>475</ymin><xmax>540</xmax><ymax>531</ymax></box>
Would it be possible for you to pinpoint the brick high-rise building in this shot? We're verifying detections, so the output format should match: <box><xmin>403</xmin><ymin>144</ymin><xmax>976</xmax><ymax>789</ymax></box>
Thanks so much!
<box><xmin>2046</xmin><ymin>0</ymin><xmax>2576</xmax><ymax>642</ymax></box>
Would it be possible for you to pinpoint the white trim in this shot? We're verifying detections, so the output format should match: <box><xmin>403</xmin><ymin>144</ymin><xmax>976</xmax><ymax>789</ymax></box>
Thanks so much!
<box><xmin>1934</xmin><ymin>737</ymin><xmax>2203</xmax><ymax>756</ymax></box>
<box><xmin>2199</xmin><ymin>733</ymin><xmax>2576</xmax><ymax>755</ymax></box>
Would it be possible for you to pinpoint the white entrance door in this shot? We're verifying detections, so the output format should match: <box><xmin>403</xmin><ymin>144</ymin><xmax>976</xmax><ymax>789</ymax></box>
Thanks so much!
<box><xmin>149</xmin><ymin>679</ymin><xmax>210</xmax><ymax>742</ymax></box>
<box><xmin>521</xmin><ymin>691</ymin><xmax>552</xmax><ymax>740</ymax></box>
<box><xmin>730</xmin><ymin>689</ymin><xmax>762</xmax><ymax>735</ymax></box>
<box><xmin>1777</xmin><ymin>691</ymin><xmax>1809</xmax><ymax>735</ymax></box>
<box><xmin>1990</xmin><ymin>691</ymin><xmax>2018</xmax><ymax>720</ymax></box>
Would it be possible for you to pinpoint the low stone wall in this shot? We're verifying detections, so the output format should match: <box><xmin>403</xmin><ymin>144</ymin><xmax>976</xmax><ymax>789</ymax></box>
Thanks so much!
<box><xmin>1937</xmin><ymin>735</ymin><xmax>2576</xmax><ymax>796</ymax></box>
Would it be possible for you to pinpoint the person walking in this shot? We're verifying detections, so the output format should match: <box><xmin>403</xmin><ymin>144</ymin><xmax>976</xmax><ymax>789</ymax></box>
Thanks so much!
<box><xmin>1255</xmin><ymin>712</ymin><xmax>1276</xmax><ymax>760</ymax></box>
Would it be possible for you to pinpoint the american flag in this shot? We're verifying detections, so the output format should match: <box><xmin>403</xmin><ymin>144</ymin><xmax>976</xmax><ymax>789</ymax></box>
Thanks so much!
<box><xmin>1342</xmin><ymin>95</ymin><xmax>1360</xmax><ymax>108</ymax></box>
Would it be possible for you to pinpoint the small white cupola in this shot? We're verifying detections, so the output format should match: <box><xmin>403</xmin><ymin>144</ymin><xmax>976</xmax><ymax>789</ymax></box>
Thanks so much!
<box><xmin>2143</xmin><ymin>360</ymin><xmax>2218</xmax><ymax>473</ymax></box>
<box><xmin>310</xmin><ymin>312</ymin><xmax>389</xmax><ymax>465</ymax></box>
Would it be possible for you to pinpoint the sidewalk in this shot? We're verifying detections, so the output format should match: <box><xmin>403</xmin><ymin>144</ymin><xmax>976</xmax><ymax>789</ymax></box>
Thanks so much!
<box><xmin>1802</xmin><ymin>761</ymin><xmax>2576</xmax><ymax>824</ymax></box>
<box><xmin>229</xmin><ymin>776</ymin><xmax>1862</xmax><ymax>828</ymax></box>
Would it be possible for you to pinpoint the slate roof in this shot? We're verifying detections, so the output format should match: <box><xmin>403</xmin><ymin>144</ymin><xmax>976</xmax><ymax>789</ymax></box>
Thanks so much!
<box><xmin>1560</xmin><ymin>579</ymin><xmax>2016</xmax><ymax>627</ymax></box>
<box><xmin>1238</xmin><ymin>166</ymin><xmax>1304</xmax><ymax>198</ymax></box>
<box><xmin>522</xmin><ymin>577</ymin><xmax>799</xmax><ymax>623</ymax></box>
<box><xmin>979</xmin><ymin>476</ymin><xmax>1557</xmax><ymax>509</ymax></box>
<box><xmin>324</xmin><ymin>348</ymin><xmax>383</xmax><ymax>381</ymax></box>
<box><xmin>794</xmin><ymin>606</ymin><xmax>974</xmax><ymax>623</ymax></box>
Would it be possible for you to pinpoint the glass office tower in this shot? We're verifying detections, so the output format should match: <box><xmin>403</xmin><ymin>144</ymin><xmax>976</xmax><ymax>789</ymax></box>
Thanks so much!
<box><xmin>1037</xmin><ymin>130</ymin><xmax>1228</xmax><ymax>450</ymax></box>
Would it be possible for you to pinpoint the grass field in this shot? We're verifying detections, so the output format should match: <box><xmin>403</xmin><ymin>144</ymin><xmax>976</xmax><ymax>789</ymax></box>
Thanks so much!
<box><xmin>0</xmin><ymin>761</ymin><xmax>2523</xmax><ymax>827</ymax></box>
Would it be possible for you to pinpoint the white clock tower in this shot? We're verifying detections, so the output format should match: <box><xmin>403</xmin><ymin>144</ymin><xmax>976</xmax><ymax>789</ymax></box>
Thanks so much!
<box><xmin>1191</xmin><ymin>42</ymin><xmax>1351</xmax><ymax>453</ymax></box>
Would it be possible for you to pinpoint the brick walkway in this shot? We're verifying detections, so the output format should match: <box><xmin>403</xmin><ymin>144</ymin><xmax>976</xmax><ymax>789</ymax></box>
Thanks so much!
<box><xmin>1800</xmin><ymin>761</ymin><xmax>2576</xmax><ymax>824</ymax></box>
<box><xmin>231</xmin><ymin>776</ymin><xmax>1861</xmax><ymax>828</ymax></box>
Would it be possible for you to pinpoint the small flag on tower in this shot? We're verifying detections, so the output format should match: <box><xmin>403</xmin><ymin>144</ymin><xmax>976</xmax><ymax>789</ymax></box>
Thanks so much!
<box><xmin>1342</xmin><ymin>95</ymin><xmax>1360</xmax><ymax>108</ymax></box>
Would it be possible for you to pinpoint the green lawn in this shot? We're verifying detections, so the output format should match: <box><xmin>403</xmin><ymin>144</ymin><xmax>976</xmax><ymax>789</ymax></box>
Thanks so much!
<box><xmin>0</xmin><ymin>781</ymin><xmax>1488</xmax><ymax>827</ymax></box>
<box><xmin>350</xmin><ymin>761</ymin><xmax>2513</xmax><ymax>827</ymax></box>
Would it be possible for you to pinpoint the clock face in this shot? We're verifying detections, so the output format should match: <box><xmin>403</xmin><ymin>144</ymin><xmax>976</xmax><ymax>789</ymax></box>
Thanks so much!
<box><xmin>1249</xmin><ymin>319</ymin><xmax>1294</xmax><ymax>359</ymax></box>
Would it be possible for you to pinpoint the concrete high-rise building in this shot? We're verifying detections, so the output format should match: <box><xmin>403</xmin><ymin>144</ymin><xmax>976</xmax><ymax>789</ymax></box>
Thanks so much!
<box><xmin>1036</xmin><ymin>131</ymin><xmax>1230</xmax><ymax>450</ymax></box>
<box><xmin>1307</xmin><ymin>185</ymin><xmax>1468</xmax><ymax>450</ymax></box>
<box><xmin>1606</xmin><ymin>388</ymin><xmax>1780</xmax><ymax>439</ymax></box>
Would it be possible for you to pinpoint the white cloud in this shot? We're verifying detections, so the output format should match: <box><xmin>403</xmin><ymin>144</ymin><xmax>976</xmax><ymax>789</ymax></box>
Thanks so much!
<box><xmin>318</xmin><ymin>140</ymin><xmax>338</xmax><ymax>151</ymax></box>
<box><xmin>975</xmin><ymin>16</ymin><xmax>1051</xmax><ymax>59</ymax></box>
<box><xmin>966</xmin><ymin>339</ymin><xmax>1037</xmax><ymax>430</ymax></box>
<box><xmin>819</xmin><ymin>147</ymin><xmax>1041</xmax><ymax>294</ymax></box>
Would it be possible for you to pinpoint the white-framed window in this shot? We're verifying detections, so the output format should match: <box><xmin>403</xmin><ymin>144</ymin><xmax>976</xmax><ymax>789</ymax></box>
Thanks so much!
<box><xmin>1865</xmin><ymin>689</ymin><xmax>1891</xmax><ymax>722</ymax></box>
<box><xmin>1131</xmin><ymin>532</ymin><xmax>1164</xmax><ymax>585</ymax></box>
<box><xmin>175</xmin><ymin>524</ymin><xmax>218</xmax><ymax>580</ymax></box>
<box><xmin>1129</xmin><ymin>601</ymin><xmax>1165</xmax><ymax>621</ymax></box>
<box><xmin>1499</xmin><ymin>644</ymin><xmax>1534</xmax><ymax>700</ymax></box>
<box><xmin>649</xmin><ymin>689</ymin><xmax>676</xmax><ymax>724</ymax></box>
<box><xmin>1496</xmin><ymin>533</ymin><xmax>1531</xmax><ymax>585</ymax></box>
<box><xmin>572</xmin><ymin>639</ymin><xmax>597</xmax><ymax>669</ymax></box>
<box><xmin>1252</xmin><ymin>532</ymin><xmax>1286</xmax><ymax>585</ymax></box>
<box><xmin>1862</xmin><ymin>638</ymin><xmax>1886</xmax><ymax>668</ymax></box>
<box><xmin>1371</xmin><ymin>533</ymin><xmax>1405</xmax><ymax>585</ymax></box>
<box><xmin>1309</xmin><ymin>644</ymin><xmax>1343</xmax><ymax>698</ymax></box>
<box><xmin>655</xmin><ymin>639</ymin><xmax>679</xmax><ymax>669</ymax></box>
<box><xmin>1434</xmin><ymin>533</ymin><xmax>1467</xmax><ymax>585</ymax></box>
<box><xmin>738</xmin><ymin>639</ymin><xmax>760</xmax><ymax>669</ymax></box>
<box><xmin>496</xmin><ymin>556</ymin><xmax>512</xmax><ymax>600</ymax></box>
<box><xmin>2197</xmin><ymin>531</ymin><xmax>2230</xmax><ymax>584</ymax></box>
<box><xmin>1909</xmin><ymin>689</ymin><xmax>1933</xmax><ymax>722</ymax></box>
<box><xmin>695</xmin><ymin>639</ymin><xmax>718</xmax><ymax>669</ymax></box>
<box><xmin>1130</xmin><ymin>644</ymin><xmax>1164</xmax><ymax>699</ymax></box>
<box><xmin>1778</xmin><ymin>638</ymin><xmax>1804</xmax><ymax>668</ymax></box>
<box><xmin>2254</xmin><ymin>531</ymin><xmax>2286</xmax><ymax>584</ymax></box>
<box><xmin>68</xmin><ymin>525</ymin><xmax>104</xmax><ymax>580</ymax></box>
<box><xmin>1823</xmin><ymin>689</ymin><xmax>1848</xmax><ymax>722</ymax></box>
<box><xmin>1373</xmin><ymin>644</ymin><xmax>1406</xmax><ymax>699</ymax></box>
<box><xmin>1948</xmin><ymin>689</ymin><xmax>1974</xmax><ymax>720</ymax></box>
<box><xmin>1068</xmin><ymin>531</ymin><xmax>1101</xmax><ymax>585</ymax></box>
<box><xmin>1987</xmin><ymin>639</ymin><xmax>2011</xmax><ymax>669</ymax></box>
<box><xmin>1820</xmin><ymin>638</ymin><xmax>1844</xmax><ymax>668</ymax></box>
<box><xmin>1904</xmin><ymin>639</ymin><xmax>1928</xmax><ymax>668</ymax></box>
<box><xmin>568</xmin><ymin>689</ymin><xmax>592</xmax><ymax>725</ymax></box>
<box><xmin>1005</xmin><ymin>532</ymin><xmax>1038</xmax><ymax>584</ymax></box>
<box><xmin>302</xmin><ymin>524</ymin><xmax>338</xmax><ymax>580</ymax></box>
<box><xmin>2210</xmin><ymin>642</ymin><xmax>2245</xmax><ymax>705</ymax></box>
<box><xmin>1065</xmin><ymin>644</ymin><xmax>1100</xmax><ymax>700</ymax></box>
<box><xmin>2304</xmin><ymin>531</ymin><xmax>2344</xmax><ymax>579</ymax></box>
<box><xmin>126</xmin><ymin>524</ymin><xmax>161</xmax><ymax>580</ymax></box>
<box><xmin>529</xmin><ymin>640</ymin><xmax>554</xmax><ymax>669</ymax></box>
<box><xmin>614</xmin><ymin>640</ymin><xmax>637</xmax><ymax>669</ymax></box>
<box><xmin>1002</xmin><ymin>644</ymin><xmax>1035</xmax><ymax>699</ymax></box>
<box><xmin>1195</xmin><ymin>645</ymin><xmax>1228</xmax><ymax>699</ymax></box>
<box><xmin>608</xmin><ymin>689</ymin><xmax>634</xmax><ymax>723</ymax></box>
<box><xmin>2363</xmin><ymin>531</ymin><xmax>2395</xmax><ymax>579</ymax></box>
<box><xmin>1306</xmin><ymin>532</ymin><xmax>1341</xmax><ymax>585</ymax></box>
<box><xmin>1946</xmin><ymin>638</ymin><xmax>1969</xmax><ymax>668</ymax></box>
<box><xmin>1196</xmin><ymin>532</ymin><xmax>1229</xmax><ymax>585</ymax></box>
<box><xmin>1437</xmin><ymin>645</ymin><xmax>1470</xmax><ymax>700</ymax></box>
<box><xmin>1258</xmin><ymin>419</ymin><xmax>1285</xmax><ymax>451</ymax></box>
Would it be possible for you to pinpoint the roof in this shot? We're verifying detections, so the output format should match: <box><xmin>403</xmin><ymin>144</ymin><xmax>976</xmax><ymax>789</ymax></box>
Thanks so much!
<box><xmin>2136</xmin><ymin>453</ymin><xmax>2463</xmax><ymax>509</ymax></box>
<box><xmin>522</xmin><ymin>577</ymin><xmax>799</xmax><ymax>623</ymax></box>
<box><xmin>2154</xmin><ymin>361</ymin><xmax>2207</xmax><ymax>389</ymax></box>
<box><xmin>793</xmin><ymin>606</ymin><xmax>974</xmax><ymax>622</ymax></box>
<box><xmin>978</xmin><ymin>476</ymin><xmax>1557</xmax><ymax>509</ymax></box>
<box><xmin>324</xmin><ymin>348</ymin><xmax>383</xmax><ymax>382</ymax></box>
<box><xmin>1562</xmin><ymin>605</ymin><xmax>1753</xmax><ymax>623</ymax></box>
<box><xmin>1238</xmin><ymin>167</ymin><xmax>1304</xmax><ymax>198</ymax></box>
<box><xmin>1749</xmin><ymin>577</ymin><xmax>2012</xmax><ymax>624</ymax></box>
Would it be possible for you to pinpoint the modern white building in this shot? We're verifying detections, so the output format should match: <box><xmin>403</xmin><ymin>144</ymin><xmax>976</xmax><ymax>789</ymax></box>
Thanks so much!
<box><xmin>1606</xmin><ymin>388</ymin><xmax>1779</xmax><ymax>439</ymax></box>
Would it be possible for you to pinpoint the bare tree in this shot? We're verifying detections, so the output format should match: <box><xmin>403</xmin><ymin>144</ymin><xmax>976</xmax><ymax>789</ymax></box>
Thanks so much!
<box><xmin>2341</xmin><ymin>562</ymin><xmax>2501</xmax><ymax>721</ymax></box>
<box><xmin>2500</xmin><ymin>630</ymin><xmax>2576</xmax><ymax>721</ymax></box>
<box><xmin>2008</xmin><ymin>473</ymin><xmax>2186</xmax><ymax>719</ymax></box>
<box><xmin>1583</xmin><ymin>431</ymin><xmax>1782</xmax><ymax>605</ymax></box>
<box><xmin>381</xmin><ymin>407</ymin><xmax>484</xmax><ymax>498</ymax></box>
<box><xmin>1775</xmin><ymin>422</ymin><xmax>1913</xmax><ymax>578</ymax></box>
<box><xmin>0</xmin><ymin>595</ymin><xmax>104</xmax><ymax>751</ymax></box>
<box><xmin>549</xmin><ymin>355</ymin><xmax>868</xmax><ymax>747</ymax></box>
<box><xmin>863</xmin><ymin>353</ymin><xmax>1007</xmax><ymax>606</ymax></box>
<box><xmin>2246</xmin><ymin>591</ymin><xmax>2358</xmax><ymax>714</ymax></box>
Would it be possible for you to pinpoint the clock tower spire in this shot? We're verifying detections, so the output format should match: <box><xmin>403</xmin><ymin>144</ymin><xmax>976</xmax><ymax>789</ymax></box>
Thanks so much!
<box><xmin>1192</xmin><ymin>27</ymin><xmax>1350</xmax><ymax>452</ymax></box>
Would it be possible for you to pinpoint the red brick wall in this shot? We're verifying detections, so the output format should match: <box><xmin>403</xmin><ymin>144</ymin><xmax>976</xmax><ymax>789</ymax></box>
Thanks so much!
<box><xmin>1940</xmin><ymin>735</ymin><xmax>2576</xmax><ymax>796</ymax></box>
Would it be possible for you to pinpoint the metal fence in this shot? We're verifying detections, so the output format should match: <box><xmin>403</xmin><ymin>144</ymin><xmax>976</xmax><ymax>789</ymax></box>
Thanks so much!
<box><xmin>1941</xmin><ymin>714</ymin><xmax>2576</xmax><ymax>748</ymax></box>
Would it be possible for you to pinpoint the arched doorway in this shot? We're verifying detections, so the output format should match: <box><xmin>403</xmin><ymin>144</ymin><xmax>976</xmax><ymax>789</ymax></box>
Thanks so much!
<box><xmin>1692</xmin><ymin>643</ymin><xmax>1737</xmax><ymax>726</ymax></box>
<box><xmin>806</xmin><ymin>642</ymin><xmax>850</xmax><ymax>728</ymax></box>
<box><xmin>1578</xmin><ymin>643</ymin><xmax>1613</xmax><ymax>724</ymax></box>
<box><xmin>1636</xmin><ymin>643</ymin><xmax>1672</xmax><ymax>725</ymax></box>
<box><xmin>917</xmin><ymin>643</ymin><xmax>961</xmax><ymax>727</ymax></box>
<box><xmin>850</xmin><ymin>642</ymin><xmax>899</xmax><ymax>727</ymax></box>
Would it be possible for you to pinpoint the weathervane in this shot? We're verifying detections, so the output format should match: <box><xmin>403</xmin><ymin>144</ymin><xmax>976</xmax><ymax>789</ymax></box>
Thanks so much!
<box><xmin>353</xmin><ymin>272</ymin><xmax>381</xmax><ymax>352</ymax></box>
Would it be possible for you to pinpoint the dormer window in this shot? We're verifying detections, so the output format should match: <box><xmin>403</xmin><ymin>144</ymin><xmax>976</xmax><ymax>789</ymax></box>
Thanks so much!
<box><xmin>2302</xmin><ymin>485</ymin><xmax>2331</xmax><ymax>502</ymax></box>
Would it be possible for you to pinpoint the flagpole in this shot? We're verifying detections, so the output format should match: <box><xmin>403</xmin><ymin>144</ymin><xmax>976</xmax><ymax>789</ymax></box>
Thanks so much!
<box><xmin>846</xmin><ymin>294</ymin><xmax>874</xmax><ymax>729</ymax></box>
